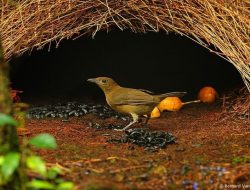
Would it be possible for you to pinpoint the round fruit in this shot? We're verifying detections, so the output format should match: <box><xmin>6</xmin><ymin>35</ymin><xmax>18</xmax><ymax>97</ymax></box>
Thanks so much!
<box><xmin>158</xmin><ymin>97</ymin><xmax>183</xmax><ymax>112</ymax></box>
<box><xmin>151</xmin><ymin>107</ymin><xmax>161</xmax><ymax>118</ymax></box>
<box><xmin>198</xmin><ymin>86</ymin><xmax>218</xmax><ymax>103</ymax></box>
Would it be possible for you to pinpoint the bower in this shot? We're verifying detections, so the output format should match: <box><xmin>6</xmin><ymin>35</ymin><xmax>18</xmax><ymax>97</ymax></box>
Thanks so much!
<box><xmin>0</xmin><ymin>1</ymin><xmax>249</xmax><ymax>188</ymax></box>
<box><xmin>1</xmin><ymin>0</ymin><xmax>249</xmax><ymax>107</ymax></box>
<box><xmin>9</xmin><ymin>30</ymin><xmax>244</xmax><ymax>103</ymax></box>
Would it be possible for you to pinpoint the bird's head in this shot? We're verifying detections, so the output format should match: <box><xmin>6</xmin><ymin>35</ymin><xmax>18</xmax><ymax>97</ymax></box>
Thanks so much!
<box><xmin>87</xmin><ymin>77</ymin><xmax>119</xmax><ymax>93</ymax></box>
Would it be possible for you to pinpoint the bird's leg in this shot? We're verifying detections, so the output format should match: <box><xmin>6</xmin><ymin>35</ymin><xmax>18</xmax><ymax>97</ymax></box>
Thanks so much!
<box><xmin>143</xmin><ymin>115</ymin><xmax>150</xmax><ymax>127</ymax></box>
<box><xmin>115</xmin><ymin>113</ymin><xmax>138</xmax><ymax>131</ymax></box>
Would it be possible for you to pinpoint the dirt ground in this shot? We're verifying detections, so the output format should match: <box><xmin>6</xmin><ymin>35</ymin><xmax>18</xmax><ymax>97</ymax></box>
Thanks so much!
<box><xmin>19</xmin><ymin>103</ymin><xmax>250</xmax><ymax>190</ymax></box>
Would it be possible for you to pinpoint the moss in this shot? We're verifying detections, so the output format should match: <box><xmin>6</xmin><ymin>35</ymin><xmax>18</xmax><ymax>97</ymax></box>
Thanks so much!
<box><xmin>232</xmin><ymin>156</ymin><xmax>250</xmax><ymax>164</ymax></box>
<box><xmin>0</xmin><ymin>38</ymin><xmax>24</xmax><ymax>190</ymax></box>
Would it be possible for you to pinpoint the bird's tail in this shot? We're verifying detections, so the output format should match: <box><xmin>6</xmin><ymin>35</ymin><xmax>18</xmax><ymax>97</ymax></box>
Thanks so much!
<box><xmin>155</xmin><ymin>92</ymin><xmax>187</xmax><ymax>101</ymax></box>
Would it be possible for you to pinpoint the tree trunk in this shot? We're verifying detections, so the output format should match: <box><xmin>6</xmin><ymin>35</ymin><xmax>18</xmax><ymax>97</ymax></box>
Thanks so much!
<box><xmin>0</xmin><ymin>40</ymin><xmax>24</xmax><ymax>190</ymax></box>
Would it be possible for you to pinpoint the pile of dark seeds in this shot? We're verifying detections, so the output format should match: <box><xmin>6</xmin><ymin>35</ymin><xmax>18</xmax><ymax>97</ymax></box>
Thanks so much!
<box><xmin>26</xmin><ymin>102</ymin><xmax>129</xmax><ymax>121</ymax></box>
<box><xmin>107</xmin><ymin>128</ymin><xmax>176</xmax><ymax>152</ymax></box>
<box><xmin>88</xmin><ymin>122</ymin><xmax>125</xmax><ymax>130</ymax></box>
<box><xmin>27</xmin><ymin>102</ymin><xmax>176</xmax><ymax>151</ymax></box>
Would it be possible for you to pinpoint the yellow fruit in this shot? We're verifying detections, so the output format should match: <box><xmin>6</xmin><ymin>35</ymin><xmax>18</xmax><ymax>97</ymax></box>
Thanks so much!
<box><xmin>151</xmin><ymin>107</ymin><xmax>161</xmax><ymax>118</ymax></box>
<box><xmin>198</xmin><ymin>86</ymin><xmax>218</xmax><ymax>103</ymax></box>
<box><xmin>158</xmin><ymin>97</ymin><xmax>183</xmax><ymax>112</ymax></box>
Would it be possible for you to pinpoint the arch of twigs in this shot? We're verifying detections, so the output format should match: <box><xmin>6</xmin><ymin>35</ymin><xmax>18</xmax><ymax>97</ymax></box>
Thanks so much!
<box><xmin>1</xmin><ymin>0</ymin><xmax>250</xmax><ymax>91</ymax></box>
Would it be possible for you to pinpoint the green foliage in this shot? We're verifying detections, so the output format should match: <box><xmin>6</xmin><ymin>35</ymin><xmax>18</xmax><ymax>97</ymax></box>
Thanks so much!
<box><xmin>26</xmin><ymin>179</ymin><xmax>55</xmax><ymax>189</ymax></box>
<box><xmin>0</xmin><ymin>114</ymin><xmax>74</xmax><ymax>190</ymax></box>
<box><xmin>29</xmin><ymin>134</ymin><xmax>57</xmax><ymax>149</ymax></box>
<box><xmin>0</xmin><ymin>144</ymin><xmax>10</xmax><ymax>153</ymax></box>
<box><xmin>0</xmin><ymin>152</ymin><xmax>20</xmax><ymax>184</ymax></box>
<box><xmin>26</xmin><ymin>179</ymin><xmax>74</xmax><ymax>190</ymax></box>
<box><xmin>26</xmin><ymin>156</ymin><xmax>46</xmax><ymax>176</ymax></box>
<box><xmin>0</xmin><ymin>157</ymin><xmax>3</xmax><ymax>165</ymax></box>
<box><xmin>25</xmin><ymin>134</ymin><xmax>73</xmax><ymax>189</ymax></box>
<box><xmin>56</xmin><ymin>182</ymin><xmax>74</xmax><ymax>190</ymax></box>
<box><xmin>47</xmin><ymin>166</ymin><xmax>61</xmax><ymax>180</ymax></box>
<box><xmin>232</xmin><ymin>156</ymin><xmax>250</xmax><ymax>164</ymax></box>
<box><xmin>0</xmin><ymin>113</ymin><xmax>17</xmax><ymax>127</ymax></box>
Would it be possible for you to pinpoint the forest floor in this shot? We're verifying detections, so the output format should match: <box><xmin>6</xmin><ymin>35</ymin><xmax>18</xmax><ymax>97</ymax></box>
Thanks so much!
<box><xmin>19</xmin><ymin>103</ymin><xmax>250</xmax><ymax>190</ymax></box>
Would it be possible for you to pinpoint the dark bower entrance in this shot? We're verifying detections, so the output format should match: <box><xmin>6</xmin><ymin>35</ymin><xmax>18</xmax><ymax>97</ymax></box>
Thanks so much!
<box><xmin>10</xmin><ymin>30</ymin><xmax>243</xmax><ymax>104</ymax></box>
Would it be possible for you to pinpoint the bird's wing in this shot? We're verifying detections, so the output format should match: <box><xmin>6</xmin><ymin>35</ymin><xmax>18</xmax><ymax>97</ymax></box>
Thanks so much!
<box><xmin>137</xmin><ymin>89</ymin><xmax>155</xmax><ymax>94</ymax></box>
<box><xmin>110</xmin><ymin>88</ymin><xmax>156</xmax><ymax>105</ymax></box>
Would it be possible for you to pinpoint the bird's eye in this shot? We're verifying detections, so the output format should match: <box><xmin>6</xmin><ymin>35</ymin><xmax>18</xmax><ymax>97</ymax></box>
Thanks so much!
<box><xmin>102</xmin><ymin>79</ymin><xmax>107</xmax><ymax>84</ymax></box>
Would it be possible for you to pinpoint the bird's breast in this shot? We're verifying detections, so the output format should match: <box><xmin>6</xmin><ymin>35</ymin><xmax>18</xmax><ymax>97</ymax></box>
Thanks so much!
<box><xmin>111</xmin><ymin>104</ymin><xmax>154</xmax><ymax>116</ymax></box>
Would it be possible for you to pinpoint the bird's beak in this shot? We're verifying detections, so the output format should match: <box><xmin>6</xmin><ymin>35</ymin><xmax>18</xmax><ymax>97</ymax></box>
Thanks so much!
<box><xmin>87</xmin><ymin>78</ymin><xmax>97</xmax><ymax>83</ymax></box>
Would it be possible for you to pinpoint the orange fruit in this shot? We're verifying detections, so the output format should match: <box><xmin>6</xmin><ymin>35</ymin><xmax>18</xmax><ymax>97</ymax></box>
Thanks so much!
<box><xmin>158</xmin><ymin>97</ymin><xmax>183</xmax><ymax>112</ymax></box>
<box><xmin>151</xmin><ymin>107</ymin><xmax>161</xmax><ymax>118</ymax></box>
<box><xmin>198</xmin><ymin>86</ymin><xmax>218</xmax><ymax>103</ymax></box>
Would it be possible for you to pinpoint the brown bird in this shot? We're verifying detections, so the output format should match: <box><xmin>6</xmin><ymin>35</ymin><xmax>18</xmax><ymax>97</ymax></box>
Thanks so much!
<box><xmin>87</xmin><ymin>77</ymin><xmax>186</xmax><ymax>131</ymax></box>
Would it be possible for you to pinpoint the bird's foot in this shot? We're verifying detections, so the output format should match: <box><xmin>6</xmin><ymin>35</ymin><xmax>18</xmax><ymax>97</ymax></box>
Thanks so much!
<box><xmin>114</xmin><ymin>124</ymin><xmax>134</xmax><ymax>131</ymax></box>
<box><xmin>114</xmin><ymin>119</ymin><xmax>137</xmax><ymax>131</ymax></box>
<box><xmin>114</xmin><ymin>128</ymin><xmax>126</xmax><ymax>131</ymax></box>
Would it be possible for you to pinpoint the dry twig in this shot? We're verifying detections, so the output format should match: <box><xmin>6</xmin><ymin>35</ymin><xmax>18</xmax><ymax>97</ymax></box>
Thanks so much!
<box><xmin>221</xmin><ymin>87</ymin><xmax>250</xmax><ymax>122</ymax></box>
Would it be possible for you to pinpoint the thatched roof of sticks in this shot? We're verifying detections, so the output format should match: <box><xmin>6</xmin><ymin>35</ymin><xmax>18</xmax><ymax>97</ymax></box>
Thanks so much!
<box><xmin>221</xmin><ymin>88</ymin><xmax>250</xmax><ymax>121</ymax></box>
<box><xmin>1</xmin><ymin>0</ymin><xmax>250</xmax><ymax>90</ymax></box>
